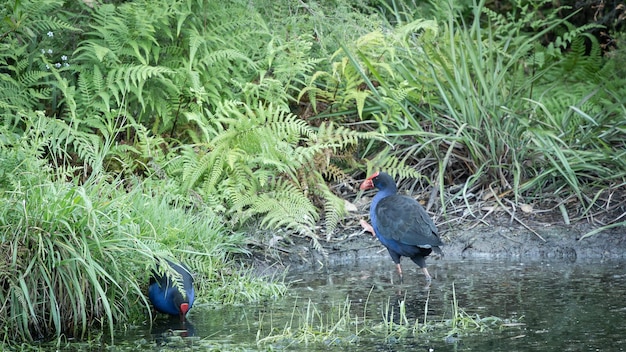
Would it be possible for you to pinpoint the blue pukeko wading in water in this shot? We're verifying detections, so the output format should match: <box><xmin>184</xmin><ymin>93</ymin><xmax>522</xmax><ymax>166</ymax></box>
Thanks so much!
<box><xmin>148</xmin><ymin>259</ymin><xmax>195</xmax><ymax>321</ymax></box>
<box><xmin>360</xmin><ymin>171</ymin><xmax>443</xmax><ymax>283</ymax></box>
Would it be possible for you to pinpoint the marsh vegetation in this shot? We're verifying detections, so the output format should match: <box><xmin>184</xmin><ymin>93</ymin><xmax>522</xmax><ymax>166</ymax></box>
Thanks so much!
<box><xmin>0</xmin><ymin>0</ymin><xmax>624</xmax><ymax>347</ymax></box>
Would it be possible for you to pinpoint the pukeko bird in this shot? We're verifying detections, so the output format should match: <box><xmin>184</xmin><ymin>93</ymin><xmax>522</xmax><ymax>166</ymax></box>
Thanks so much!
<box><xmin>360</xmin><ymin>171</ymin><xmax>443</xmax><ymax>282</ymax></box>
<box><xmin>148</xmin><ymin>259</ymin><xmax>195</xmax><ymax>321</ymax></box>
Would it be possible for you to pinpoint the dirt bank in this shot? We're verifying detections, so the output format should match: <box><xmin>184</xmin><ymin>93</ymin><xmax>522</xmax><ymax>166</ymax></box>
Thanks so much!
<box><xmin>250</xmin><ymin>215</ymin><xmax>626</xmax><ymax>272</ymax></box>
<box><xmin>248</xmin><ymin>186</ymin><xmax>626</xmax><ymax>271</ymax></box>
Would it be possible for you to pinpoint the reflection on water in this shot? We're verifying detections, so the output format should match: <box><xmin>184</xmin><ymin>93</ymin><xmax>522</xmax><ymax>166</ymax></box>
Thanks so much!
<box><xmin>147</xmin><ymin>316</ymin><xmax>197</xmax><ymax>348</ymax></box>
<box><xmin>126</xmin><ymin>259</ymin><xmax>626</xmax><ymax>351</ymax></box>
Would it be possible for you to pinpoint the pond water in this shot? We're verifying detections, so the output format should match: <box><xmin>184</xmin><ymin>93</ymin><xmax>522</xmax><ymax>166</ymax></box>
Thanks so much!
<box><xmin>114</xmin><ymin>259</ymin><xmax>626</xmax><ymax>351</ymax></box>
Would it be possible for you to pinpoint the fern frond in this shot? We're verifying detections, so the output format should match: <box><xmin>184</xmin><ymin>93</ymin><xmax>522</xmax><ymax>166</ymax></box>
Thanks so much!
<box><xmin>253</xmin><ymin>180</ymin><xmax>319</xmax><ymax>231</ymax></box>
<box><xmin>181</xmin><ymin>147</ymin><xmax>216</xmax><ymax>191</ymax></box>
<box><xmin>322</xmin><ymin>191</ymin><xmax>345</xmax><ymax>237</ymax></box>
<box><xmin>30</xmin><ymin>16</ymin><xmax>80</xmax><ymax>33</ymax></box>
<box><xmin>199</xmin><ymin>49</ymin><xmax>257</xmax><ymax>71</ymax></box>
<box><xmin>107</xmin><ymin>65</ymin><xmax>174</xmax><ymax>93</ymax></box>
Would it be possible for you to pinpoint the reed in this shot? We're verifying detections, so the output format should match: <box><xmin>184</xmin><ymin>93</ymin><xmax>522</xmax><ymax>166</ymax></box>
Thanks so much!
<box><xmin>0</xmin><ymin>146</ymin><xmax>287</xmax><ymax>343</ymax></box>
<box><xmin>257</xmin><ymin>283</ymin><xmax>522</xmax><ymax>347</ymax></box>
<box><xmin>0</xmin><ymin>176</ymin><xmax>154</xmax><ymax>342</ymax></box>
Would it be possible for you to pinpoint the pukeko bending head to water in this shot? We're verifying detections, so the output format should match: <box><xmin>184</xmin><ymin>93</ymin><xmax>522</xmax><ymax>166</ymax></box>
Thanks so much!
<box><xmin>148</xmin><ymin>259</ymin><xmax>195</xmax><ymax>321</ymax></box>
<box><xmin>360</xmin><ymin>171</ymin><xmax>443</xmax><ymax>283</ymax></box>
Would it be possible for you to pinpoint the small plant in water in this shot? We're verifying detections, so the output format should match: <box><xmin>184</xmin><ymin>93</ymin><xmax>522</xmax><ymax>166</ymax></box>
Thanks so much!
<box><xmin>257</xmin><ymin>296</ymin><xmax>363</xmax><ymax>347</ymax></box>
<box><xmin>445</xmin><ymin>283</ymin><xmax>514</xmax><ymax>336</ymax></box>
<box><xmin>257</xmin><ymin>283</ymin><xmax>524</xmax><ymax>348</ymax></box>
<box><xmin>379</xmin><ymin>283</ymin><xmax>523</xmax><ymax>341</ymax></box>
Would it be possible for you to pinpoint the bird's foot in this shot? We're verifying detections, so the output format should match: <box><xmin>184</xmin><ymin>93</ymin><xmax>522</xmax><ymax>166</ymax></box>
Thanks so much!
<box><xmin>359</xmin><ymin>219</ymin><xmax>376</xmax><ymax>238</ymax></box>
<box><xmin>422</xmin><ymin>267</ymin><xmax>433</xmax><ymax>288</ymax></box>
<box><xmin>396</xmin><ymin>263</ymin><xmax>404</xmax><ymax>284</ymax></box>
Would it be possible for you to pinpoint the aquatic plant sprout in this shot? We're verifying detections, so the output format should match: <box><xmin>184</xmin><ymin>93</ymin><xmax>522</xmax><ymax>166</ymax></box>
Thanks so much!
<box><xmin>256</xmin><ymin>283</ymin><xmax>523</xmax><ymax>347</ymax></box>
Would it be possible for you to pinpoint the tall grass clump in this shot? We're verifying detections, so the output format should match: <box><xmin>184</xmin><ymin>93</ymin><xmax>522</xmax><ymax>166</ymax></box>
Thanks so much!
<box><xmin>0</xmin><ymin>146</ymin><xmax>152</xmax><ymax>342</ymax></box>
<box><xmin>410</xmin><ymin>0</ymin><xmax>626</xmax><ymax>216</ymax></box>
<box><xmin>0</xmin><ymin>118</ymin><xmax>287</xmax><ymax>343</ymax></box>
<box><xmin>306</xmin><ymin>0</ymin><xmax>626</xmax><ymax>220</ymax></box>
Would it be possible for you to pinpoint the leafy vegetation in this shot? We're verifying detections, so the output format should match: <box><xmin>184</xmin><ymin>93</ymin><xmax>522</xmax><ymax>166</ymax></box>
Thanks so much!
<box><xmin>0</xmin><ymin>127</ymin><xmax>286</xmax><ymax>342</ymax></box>
<box><xmin>0</xmin><ymin>0</ymin><xmax>624</xmax><ymax>345</ymax></box>
<box><xmin>304</xmin><ymin>0</ymin><xmax>626</xmax><ymax>223</ymax></box>
<box><xmin>257</xmin><ymin>283</ymin><xmax>523</xmax><ymax>347</ymax></box>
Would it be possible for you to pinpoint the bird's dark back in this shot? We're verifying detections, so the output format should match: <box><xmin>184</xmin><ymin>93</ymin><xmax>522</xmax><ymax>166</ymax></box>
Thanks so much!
<box><xmin>375</xmin><ymin>194</ymin><xmax>442</xmax><ymax>247</ymax></box>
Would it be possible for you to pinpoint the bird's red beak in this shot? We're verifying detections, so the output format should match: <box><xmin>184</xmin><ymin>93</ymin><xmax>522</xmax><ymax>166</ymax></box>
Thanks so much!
<box><xmin>360</xmin><ymin>179</ymin><xmax>374</xmax><ymax>190</ymax></box>
<box><xmin>179</xmin><ymin>303</ymin><xmax>189</xmax><ymax>321</ymax></box>
<box><xmin>359</xmin><ymin>172</ymin><xmax>379</xmax><ymax>190</ymax></box>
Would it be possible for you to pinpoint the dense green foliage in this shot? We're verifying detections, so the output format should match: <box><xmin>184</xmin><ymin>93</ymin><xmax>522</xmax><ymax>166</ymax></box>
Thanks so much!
<box><xmin>0</xmin><ymin>0</ymin><xmax>624</xmax><ymax>344</ymax></box>
<box><xmin>305</xmin><ymin>1</ymin><xmax>626</xmax><ymax>215</ymax></box>
<box><xmin>0</xmin><ymin>122</ymin><xmax>285</xmax><ymax>342</ymax></box>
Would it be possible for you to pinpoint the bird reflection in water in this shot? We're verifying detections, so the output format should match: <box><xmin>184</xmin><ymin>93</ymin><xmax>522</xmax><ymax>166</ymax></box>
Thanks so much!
<box><xmin>151</xmin><ymin>316</ymin><xmax>196</xmax><ymax>346</ymax></box>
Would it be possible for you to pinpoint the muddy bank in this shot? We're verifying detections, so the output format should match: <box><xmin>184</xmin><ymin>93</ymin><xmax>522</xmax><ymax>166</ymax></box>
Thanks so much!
<box><xmin>260</xmin><ymin>218</ymin><xmax>626</xmax><ymax>271</ymax></box>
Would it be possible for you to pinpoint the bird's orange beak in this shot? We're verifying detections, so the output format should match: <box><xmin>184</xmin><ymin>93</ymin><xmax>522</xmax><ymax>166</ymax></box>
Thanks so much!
<box><xmin>360</xmin><ymin>179</ymin><xmax>374</xmax><ymax>190</ymax></box>
<box><xmin>360</xmin><ymin>172</ymin><xmax>379</xmax><ymax>190</ymax></box>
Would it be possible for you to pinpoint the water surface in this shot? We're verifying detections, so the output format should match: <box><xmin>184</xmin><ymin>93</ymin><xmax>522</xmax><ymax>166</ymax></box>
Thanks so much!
<box><xmin>120</xmin><ymin>259</ymin><xmax>626</xmax><ymax>351</ymax></box>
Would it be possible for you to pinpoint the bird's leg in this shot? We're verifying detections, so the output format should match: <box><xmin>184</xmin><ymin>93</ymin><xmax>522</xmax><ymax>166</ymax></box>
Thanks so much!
<box><xmin>359</xmin><ymin>219</ymin><xmax>376</xmax><ymax>238</ymax></box>
<box><xmin>422</xmin><ymin>267</ymin><xmax>432</xmax><ymax>282</ymax></box>
<box><xmin>396</xmin><ymin>263</ymin><xmax>404</xmax><ymax>284</ymax></box>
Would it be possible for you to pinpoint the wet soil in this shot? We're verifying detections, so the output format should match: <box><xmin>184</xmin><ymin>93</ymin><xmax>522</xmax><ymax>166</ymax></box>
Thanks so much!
<box><xmin>244</xmin><ymin>178</ymin><xmax>626</xmax><ymax>272</ymax></box>
<box><xmin>249</xmin><ymin>207</ymin><xmax>626</xmax><ymax>271</ymax></box>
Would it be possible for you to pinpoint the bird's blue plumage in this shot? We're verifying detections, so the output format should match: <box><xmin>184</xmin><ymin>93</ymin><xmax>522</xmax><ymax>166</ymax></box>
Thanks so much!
<box><xmin>363</xmin><ymin>172</ymin><xmax>443</xmax><ymax>270</ymax></box>
<box><xmin>148</xmin><ymin>259</ymin><xmax>195</xmax><ymax>318</ymax></box>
